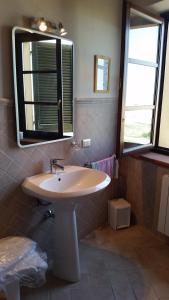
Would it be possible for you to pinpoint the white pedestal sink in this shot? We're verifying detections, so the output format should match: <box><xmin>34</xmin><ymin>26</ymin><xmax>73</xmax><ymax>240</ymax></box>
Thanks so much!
<box><xmin>22</xmin><ymin>166</ymin><xmax>111</xmax><ymax>282</ymax></box>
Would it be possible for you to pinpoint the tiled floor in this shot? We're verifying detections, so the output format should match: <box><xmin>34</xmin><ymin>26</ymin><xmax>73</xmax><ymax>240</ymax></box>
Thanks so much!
<box><xmin>2</xmin><ymin>225</ymin><xmax>169</xmax><ymax>299</ymax></box>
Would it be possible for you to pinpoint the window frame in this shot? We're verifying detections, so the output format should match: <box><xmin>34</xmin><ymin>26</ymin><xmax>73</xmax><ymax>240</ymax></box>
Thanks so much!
<box><xmin>154</xmin><ymin>12</ymin><xmax>169</xmax><ymax>155</ymax></box>
<box><xmin>116</xmin><ymin>1</ymin><xmax>164</xmax><ymax>158</ymax></box>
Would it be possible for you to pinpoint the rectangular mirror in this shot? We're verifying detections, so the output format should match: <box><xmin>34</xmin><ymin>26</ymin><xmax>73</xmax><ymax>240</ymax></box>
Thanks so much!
<box><xmin>94</xmin><ymin>55</ymin><xmax>110</xmax><ymax>93</ymax></box>
<box><xmin>12</xmin><ymin>27</ymin><xmax>74</xmax><ymax>148</ymax></box>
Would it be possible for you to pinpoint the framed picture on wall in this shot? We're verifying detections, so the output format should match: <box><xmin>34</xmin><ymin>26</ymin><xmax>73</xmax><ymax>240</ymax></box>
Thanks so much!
<box><xmin>94</xmin><ymin>55</ymin><xmax>111</xmax><ymax>93</ymax></box>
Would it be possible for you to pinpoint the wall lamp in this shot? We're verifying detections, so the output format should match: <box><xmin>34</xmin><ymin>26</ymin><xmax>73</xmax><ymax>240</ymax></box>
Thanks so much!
<box><xmin>31</xmin><ymin>18</ymin><xmax>68</xmax><ymax>36</ymax></box>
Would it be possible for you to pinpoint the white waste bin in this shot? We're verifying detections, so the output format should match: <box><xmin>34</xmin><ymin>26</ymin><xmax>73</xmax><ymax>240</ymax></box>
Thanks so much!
<box><xmin>109</xmin><ymin>198</ymin><xmax>131</xmax><ymax>230</ymax></box>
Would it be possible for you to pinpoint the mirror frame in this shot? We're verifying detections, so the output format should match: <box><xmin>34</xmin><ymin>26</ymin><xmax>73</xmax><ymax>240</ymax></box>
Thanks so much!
<box><xmin>12</xmin><ymin>26</ymin><xmax>74</xmax><ymax>148</ymax></box>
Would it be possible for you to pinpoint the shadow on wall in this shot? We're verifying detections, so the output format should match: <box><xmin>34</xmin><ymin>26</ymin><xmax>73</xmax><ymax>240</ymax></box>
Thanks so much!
<box><xmin>119</xmin><ymin>156</ymin><xmax>162</xmax><ymax>231</ymax></box>
<box><xmin>141</xmin><ymin>161</ymin><xmax>157</xmax><ymax>229</ymax></box>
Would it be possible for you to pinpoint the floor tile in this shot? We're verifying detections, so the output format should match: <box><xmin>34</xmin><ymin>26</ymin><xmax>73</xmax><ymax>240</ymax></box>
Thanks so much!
<box><xmin>50</xmin><ymin>288</ymin><xmax>71</xmax><ymax>300</ymax></box>
<box><xmin>70</xmin><ymin>286</ymin><xmax>115</xmax><ymax>300</ymax></box>
<box><xmin>21</xmin><ymin>225</ymin><xmax>169</xmax><ymax>300</ymax></box>
<box><xmin>132</xmin><ymin>283</ymin><xmax>158</xmax><ymax>300</ymax></box>
<box><xmin>112</xmin><ymin>285</ymin><xmax>136</xmax><ymax>300</ymax></box>
<box><xmin>21</xmin><ymin>287</ymin><xmax>49</xmax><ymax>300</ymax></box>
<box><xmin>0</xmin><ymin>291</ymin><xmax>5</xmax><ymax>300</ymax></box>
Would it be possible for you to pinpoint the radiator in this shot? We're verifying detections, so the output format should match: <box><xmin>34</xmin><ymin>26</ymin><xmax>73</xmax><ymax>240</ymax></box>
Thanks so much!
<box><xmin>158</xmin><ymin>175</ymin><xmax>169</xmax><ymax>236</ymax></box>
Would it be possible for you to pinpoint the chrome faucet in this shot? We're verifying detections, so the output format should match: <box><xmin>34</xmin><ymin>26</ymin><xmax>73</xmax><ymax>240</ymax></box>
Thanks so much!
<box><xmin>50</xmin><ymin>158</ymin><xmax>64</xmax><ymax>174</ymax></box>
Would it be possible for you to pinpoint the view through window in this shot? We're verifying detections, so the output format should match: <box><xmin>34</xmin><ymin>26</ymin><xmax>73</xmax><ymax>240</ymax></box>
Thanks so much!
<box><xmin>124</xmin><ymin>9</ymin><xmax>159</xmax><ymax>147</ymax></box>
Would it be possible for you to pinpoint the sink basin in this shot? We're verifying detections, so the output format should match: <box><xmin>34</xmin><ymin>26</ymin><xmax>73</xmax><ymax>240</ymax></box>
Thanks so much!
<box><xmin>22</xmin><ymin>165</ymin><xmax>111</xmax><ymax>201</ymax></box>
<box><xmin>22</xmin><ymin>165</ymin><xmax>111</xmax><ymax>283</ymax></box>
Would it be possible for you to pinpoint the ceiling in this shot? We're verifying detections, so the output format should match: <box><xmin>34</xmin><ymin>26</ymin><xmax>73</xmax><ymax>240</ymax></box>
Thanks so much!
<box><xmin>149</xmin><ymin>0</ymin><xmax>169</xmax><ymax>13</ymax></box>
<box><xmin>131</xmin><ymin>0</ymin><xmax>162</xmax><ymax>5</ymax></box>
<box><xmin>131</xmin><ymin>0</ymin><xmax>169</xmax><ymax>13</ymax></box>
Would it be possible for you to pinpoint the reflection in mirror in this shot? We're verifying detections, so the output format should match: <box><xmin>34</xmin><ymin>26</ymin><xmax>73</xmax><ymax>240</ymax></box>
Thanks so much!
<box><xmin>122</xmin><ymin>7</ymin><xmax>161</xmax><ymax>152</ymax></box>
<box><xmin>94</xmin><ymin>55</ymin><xmax>110</xmax><ymax>93</ymax></box>
<box><xmin>12</xmin><ymin>27</ymin><xmax>73</xmax><ymax>147</ymax></box>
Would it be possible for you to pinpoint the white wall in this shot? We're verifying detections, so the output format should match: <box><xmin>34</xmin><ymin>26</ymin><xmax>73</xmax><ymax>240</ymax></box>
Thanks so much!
<box><xmin>0</xmin><ymin>0</ymin><xmax>122</xmax><ymax>100</ymax></box>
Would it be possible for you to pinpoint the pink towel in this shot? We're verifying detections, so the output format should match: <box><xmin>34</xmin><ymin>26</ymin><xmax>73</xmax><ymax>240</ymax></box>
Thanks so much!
<box><xmin>91</xmin><ymin>155</ymin><xmax>115</xmax><ymax>177</ymax></box>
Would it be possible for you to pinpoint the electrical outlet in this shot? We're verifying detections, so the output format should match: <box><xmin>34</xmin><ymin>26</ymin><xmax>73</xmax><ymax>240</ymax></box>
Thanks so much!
<box><xmin>82</xmin><ymin>139</ymin><xmax>91</xmax><ymax>148</ymax></box>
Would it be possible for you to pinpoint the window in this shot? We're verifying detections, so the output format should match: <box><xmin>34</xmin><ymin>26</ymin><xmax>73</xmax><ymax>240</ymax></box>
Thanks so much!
<box><xmin>117</xmin><ymin>1</ymin><xmax>164</xmax><ymax>157</ymax></box>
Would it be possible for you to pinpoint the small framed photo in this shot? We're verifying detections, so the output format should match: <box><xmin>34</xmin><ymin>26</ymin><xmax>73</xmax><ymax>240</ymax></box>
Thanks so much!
<box><xmin>94</xmin><ymin>55</ymin><xmax>111</xmax><ymax>93</ymax></box>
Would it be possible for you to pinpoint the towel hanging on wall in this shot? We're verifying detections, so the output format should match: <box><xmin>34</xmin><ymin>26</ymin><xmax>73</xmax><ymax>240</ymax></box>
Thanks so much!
<box><xmin>91</xmin><ymin>154</ymin><xmax>118</xmax><ymax>178</ymax></box>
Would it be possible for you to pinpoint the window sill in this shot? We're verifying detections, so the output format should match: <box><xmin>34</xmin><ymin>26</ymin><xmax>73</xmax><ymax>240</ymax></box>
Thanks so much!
<box><xmin>131</xmin><ymin>151</ymin><xmax>169</xmax><ymax>169</ymax></box>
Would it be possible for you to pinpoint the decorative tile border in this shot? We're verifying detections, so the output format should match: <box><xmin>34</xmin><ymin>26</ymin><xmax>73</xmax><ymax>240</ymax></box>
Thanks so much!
<box><xmin>76</xmin><ymin>97</ymin><xmax>117</xmax><ymax>104</ymax></box>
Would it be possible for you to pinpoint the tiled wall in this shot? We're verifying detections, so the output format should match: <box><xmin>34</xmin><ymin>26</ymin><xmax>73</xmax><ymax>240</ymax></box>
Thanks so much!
<box><xmin>70</xmin><ymin>98</ymin><xmax>118</xmax><ymax>165</ymax></box>
<box><xmin>0</xmin><ymin>97</ymin><xmax>117</xmax><ymax>256</ymax></box>
<box><xmin>119</xmin><ymin>156</ymin><xmax>169</xmax><ymax>233</ymax></box>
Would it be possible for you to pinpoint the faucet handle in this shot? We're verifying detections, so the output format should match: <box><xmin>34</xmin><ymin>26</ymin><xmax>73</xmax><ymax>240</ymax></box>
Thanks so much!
<box><xmin>50</xmin><ymin>158</ymin><xmax>64</xmax><ymax>164</ymax></box>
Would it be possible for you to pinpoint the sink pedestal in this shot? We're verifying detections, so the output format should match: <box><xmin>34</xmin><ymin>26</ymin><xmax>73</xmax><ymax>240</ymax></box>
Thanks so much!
<box><xmin>51</xmin><ymin>204</ymin><xmax>80</xmax><ymax>282</ymax></box>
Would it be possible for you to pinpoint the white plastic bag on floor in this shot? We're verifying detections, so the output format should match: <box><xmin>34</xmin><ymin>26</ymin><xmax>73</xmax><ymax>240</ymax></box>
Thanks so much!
<box><xmin>0</xmin><ymin>236</ymin><xmax>48</xmax><ymax>288</ymax></box>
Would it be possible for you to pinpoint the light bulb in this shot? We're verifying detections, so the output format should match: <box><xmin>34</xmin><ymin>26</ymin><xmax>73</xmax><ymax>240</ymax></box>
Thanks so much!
<box><xmin>39</xmin><ymin>20</ymin><xmax>47</xmax><ymax>32</ymax></box>
<box><xmin>60</xmin><ymin>30</ymin><xmax>67</xmax><ymax>36</ymax></box>
<box><xmin>60</xmin><ymin>27</ymin><xmax>65</xmax><ymax>34</ymax></box>
<box><xmin>58</xmin><ymin>22</ymin><xmax>67</xmax><ymax>36</ymax></box>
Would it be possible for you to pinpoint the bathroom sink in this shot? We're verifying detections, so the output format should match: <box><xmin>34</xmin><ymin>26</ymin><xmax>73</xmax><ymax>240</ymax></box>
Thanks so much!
<box><xmin>22</xmin><ymin>165</ymin><xmax>111</xmax><ymax>282</ymax></box>
<box><xmin>22</xmin><ymin>165</ymin><xmax>111</xmax><ymax>201</ymax></box>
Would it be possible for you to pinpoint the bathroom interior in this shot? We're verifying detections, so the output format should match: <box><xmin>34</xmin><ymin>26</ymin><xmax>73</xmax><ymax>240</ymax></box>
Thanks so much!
<box><xmin>1</xmin><ymin>0</ymin><xmax>169</xmax><ymax>299</ymax></box>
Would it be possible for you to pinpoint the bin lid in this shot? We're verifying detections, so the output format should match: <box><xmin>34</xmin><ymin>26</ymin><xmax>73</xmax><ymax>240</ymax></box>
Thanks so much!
<box><xmin>109</xmin><ymin>198</ymin><xmax>131</xmax><ymax>208</ymax></box>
